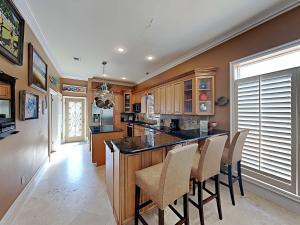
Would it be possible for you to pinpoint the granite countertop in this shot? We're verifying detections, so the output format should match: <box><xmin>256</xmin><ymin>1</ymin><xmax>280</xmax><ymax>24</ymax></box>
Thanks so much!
<box><xmin>111</xmin><ymin>129</ymin><xmax>228</xmax><ymax>154</ymax></box>
<box><xmin>89</xmin><ymin>125</ymin><xmax>122</xmax><ymax>134</ymax></box>
<box><xmin>111</xmin><ymin>133</ymin><xmax>185</xmax><ymax>154</ymax></box>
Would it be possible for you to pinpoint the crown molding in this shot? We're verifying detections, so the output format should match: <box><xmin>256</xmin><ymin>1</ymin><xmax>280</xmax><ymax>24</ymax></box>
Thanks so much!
<box><xmin>13</xmin><ymin>0</ymin><xmax>63</xmax><ymax>76</ymax></box>
<box><xmin>137</xmin><ymin>0</ymin><xmax>300</xmax><ymax>84</ymax></box>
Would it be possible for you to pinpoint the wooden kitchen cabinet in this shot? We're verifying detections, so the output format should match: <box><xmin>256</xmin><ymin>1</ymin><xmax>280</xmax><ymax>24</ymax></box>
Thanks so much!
<box><xmin>160</xmin><ymin>86</ymin><xmax>166</xmax><ymax>114</ymax></box>
<box><xmin>134</xmin><ymin>124</ymin><xmax>145</xmax><ymax>136</ymax></box>
<box><xmin>195</xmin><ymin>76</ymin><xmax>215</xmax><ymax>115</ymax></box>
<box><xmin>124</xmin><ymin>92</ymin><xmax>132</xmax><ymax>112</ymax></box>
<box><xmin>0</xmin><ymin>81</ymin><xmax>11</xmax><ymax>99</ymax></box>
<box><xmin>174</xmin><ymin>82</ymin><xmax>183</xmax><ymax>114</ymax></box>
<box><xmin>183</xmin><ymin>79</ymin><xmax>194</xmax><ymax>114</ymax></box>
<box><xmin>165</xmin><ymin>84</ymin><xmax>174</xmax><ymax>114</ymax></box>
<box><xmin>154</xmin><ymin>88</ymin><xmax>160</xmax><ymax>114</ymax></box>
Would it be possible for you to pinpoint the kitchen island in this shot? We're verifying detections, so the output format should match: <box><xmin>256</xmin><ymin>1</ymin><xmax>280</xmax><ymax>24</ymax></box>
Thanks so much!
<box><xmin>89</xmin><ymin>125</ymin><xmax>124</xmax><ymax>166</ymax></box>
<box><xmin>105</xmin><ymin>129</ymin><xmax>228</xmax><ymax>225</ymax></box>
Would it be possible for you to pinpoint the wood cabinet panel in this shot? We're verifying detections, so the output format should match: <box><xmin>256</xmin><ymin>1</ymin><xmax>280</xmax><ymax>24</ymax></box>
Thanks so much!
<box><xmin>174</xmin><ymin>82</ymin><xmax>183</xmax><ymax>114</ymax></box>
<box><xmin>124</xmin><ymin>92</ymin><xmax>132</xmax><ymax>112</ymax></box>
<box><xmin>160</xmin><ymin>86</ymin><xmax>166</xmax><ymax>114</ymax></box>
<box><xmin>154</xmin><ymin>88</ymin><xmax>160</xmax><ymax>114</ymax></box>
<box><xmin>91</xmin><ymin>131</ymin><xmax>124</xmax><ymax>166</ymax></box>
<box><xmin>0</xmin><ymin>82</ymin><xmax>11</xmax><ymax>100</ymax></box>
<box><xmin>106</xmin><ymin>144</ymin><xmax>114</xmax><ymax>206</ymax></box>
<box><xmin>165</xmin><ymin>84</ymin><xmax>174</xmax><ymax>114</ymax></box>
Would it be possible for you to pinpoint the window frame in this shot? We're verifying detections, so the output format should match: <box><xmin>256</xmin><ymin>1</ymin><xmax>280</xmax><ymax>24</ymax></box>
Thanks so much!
<box><xmin>230</xmin><ymin>39</ymin><xmax>300</xmax><ymax>196</ymax></box>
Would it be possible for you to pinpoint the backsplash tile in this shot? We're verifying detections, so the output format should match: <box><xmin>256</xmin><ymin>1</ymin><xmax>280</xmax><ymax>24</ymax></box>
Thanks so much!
<box><xmin>160</xmin><ymin>115</ymin><xmax>209</xmax><ymax>130</ymax></box>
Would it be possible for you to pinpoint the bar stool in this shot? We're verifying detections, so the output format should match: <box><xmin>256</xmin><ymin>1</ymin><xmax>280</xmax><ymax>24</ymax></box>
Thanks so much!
<box><xmin>135</xmin><ymin>144</ymin><xmax>198</xmax><ymax>225</ymax></box>
<box><xmin>190</xmin><ymin>135</ymin><xmax>228</xmax><ymax>225</ymax></box>
<box><xmin>220</xmin><ymin>129</ymin><xmax>250</xmax><ymax>205</ymax></box>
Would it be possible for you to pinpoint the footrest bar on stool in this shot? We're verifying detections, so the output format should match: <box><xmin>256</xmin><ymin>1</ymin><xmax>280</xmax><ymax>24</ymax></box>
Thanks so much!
<box><xmin>138</xmin><ymin>215</ymin><xmax>148</xmax><ymax>225</ymax></box>
<box><xmin>168</xmin><ymin>205</ymin><xmax>184</xmax><ymax>219</ymax></box>
<box><xmin>139</xmin><ymin>200</ymin><xmax>153</xmax><ymax>210</ymax></box>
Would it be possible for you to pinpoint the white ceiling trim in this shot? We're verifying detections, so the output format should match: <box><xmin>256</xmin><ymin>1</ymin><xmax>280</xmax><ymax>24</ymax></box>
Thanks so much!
<box><xmin>13</xmin><ymin>0</ymin><xmax>63</xmax><ymax>76</ymax></box>
<box><xmin>137</xmin><ymin>0</ymin><xmax>300</xmax><ymax>84</ymax></box>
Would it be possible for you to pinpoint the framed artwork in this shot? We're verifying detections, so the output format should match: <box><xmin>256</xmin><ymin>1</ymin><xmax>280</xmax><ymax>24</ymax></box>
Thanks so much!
<box><xmin>0</xmin><ymin>0</ymin><xmax>25</xmax><ymax>65</ymax></box>
<box><xmin>28</xmin><ymin>43</ymin><xmax>48</xmax><ymax>93</ymax></box>
<box><xmin>62</xmin><ymin>84</ymin><xmax>87</xmax><ymax>94</ymax></box>
<box><xmin>19</xmin><ymin>90</ymin><xmax>39</xmax><ymax>120</ymax></box>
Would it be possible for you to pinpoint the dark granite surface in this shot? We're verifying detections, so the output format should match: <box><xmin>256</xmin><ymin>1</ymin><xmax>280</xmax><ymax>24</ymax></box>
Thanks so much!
<box><xmin>111</xmin><ymin>129</ymin><xmax>228</xmax><ymax>154</ymax></box>
<box><xmin>89</xmin><ymin>125</ymin><xmax>122</xmax><ymax>134</ymax></box>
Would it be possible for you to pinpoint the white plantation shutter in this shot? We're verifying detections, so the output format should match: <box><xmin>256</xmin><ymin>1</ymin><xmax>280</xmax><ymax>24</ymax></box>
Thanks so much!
<box><xmin>260</xmin><ymin>75</ymin><xmax>292</xmax><ymax>181</ymax></box>
<box><xmin>237</xmin><ymin>79</ymin><xmax>260</xmax><ymax>170</ymax></box>
<box><xmin>237</xmin><ymin>70</ymin><xmax>294</xmax><ymax>184</ymax></box>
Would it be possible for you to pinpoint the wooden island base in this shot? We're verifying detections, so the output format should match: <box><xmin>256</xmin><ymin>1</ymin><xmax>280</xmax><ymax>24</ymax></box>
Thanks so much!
<box><xmin>106</xmin><ymin>145</ymin><xmax>167</xmax><ymax>225</ymax></box>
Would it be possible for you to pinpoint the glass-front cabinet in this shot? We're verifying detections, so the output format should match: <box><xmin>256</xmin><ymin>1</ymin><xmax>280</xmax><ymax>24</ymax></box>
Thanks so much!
<box><xmin>124</xmin><ymin>92</ymin><xmax>131</xmax><ymax>112</ymax></box>
<box><xmin>195</xmin><ymin>76</ymin><xmax>215</xmax><ymax>115</ymax></box>
<box><xmin>183</xmin><ymin>79</ymin><xmax>193</xmax><ymax>114</ymax></box>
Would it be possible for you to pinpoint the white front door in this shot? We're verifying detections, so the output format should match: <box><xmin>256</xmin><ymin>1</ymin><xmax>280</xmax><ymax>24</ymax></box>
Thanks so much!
<box><xmin>64</xmin><ymin>98</ymin><xmax>86</xmax><ymax>143</ymax></box>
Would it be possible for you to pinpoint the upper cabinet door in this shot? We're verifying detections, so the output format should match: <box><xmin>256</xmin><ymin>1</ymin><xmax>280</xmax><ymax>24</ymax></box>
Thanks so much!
<box><xmin>124</xmin><ymin>92</ymin><xmax>132</xmax><ymax>112</ymax></box>
<box><xmin>196</xmin><ymin>76</ymin><xmax>215</xmax><ymax>115</ymax></box>
<box><xmin>174</xmin><ymin>82</ymin><xmax>183</xmax><ymax>114</ymax></box>
<box><xmin>183</xmin><ymin>79</ymin><xmax>193</xmax><ymax>114</ymax></box>
<box><xmin>160</xmin><ymin>86</ymin><xmax>166</xmax><ymax>114</ymax></box>
<box><xmin>154</xmin><ymin>88</ymin><xmax>161</xmax><ymax>114</ymax></box>
<box><xmin>165</xmin><ymin>84</ymin><xmax>174</xmax><ymax>114</ymax></box>
<box><xmin>0</xmin><ymin>81</ymin><xmax>11</xmax><ymax>100</ymax></box>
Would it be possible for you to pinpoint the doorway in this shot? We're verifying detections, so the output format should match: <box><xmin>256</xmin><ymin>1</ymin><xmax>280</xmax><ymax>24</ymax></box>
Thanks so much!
<box><xmin>64</xmin><ymin>97</ymin><xmax>86</xmax><ymax>143</ymax></box>
<box><xmin>49</xmin><ymin>89</ymin><xmax>63</xmax><ymax>156</ymax></box>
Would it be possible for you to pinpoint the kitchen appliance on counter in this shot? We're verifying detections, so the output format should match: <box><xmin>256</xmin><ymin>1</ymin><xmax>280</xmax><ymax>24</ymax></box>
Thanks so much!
<box><xmin>133</xmin><ymin>103</ymin><xmax>141</xmax><ymax>113</ymax></box>
<box><xmin>121</xmin><ymin>112</ymin><xmax>135</xmax><ymax>122</ymax></box>
<box><xmin>170</xmin><ymin>119</ymin><xmax>180</xmax><ymax>131</ymax></box>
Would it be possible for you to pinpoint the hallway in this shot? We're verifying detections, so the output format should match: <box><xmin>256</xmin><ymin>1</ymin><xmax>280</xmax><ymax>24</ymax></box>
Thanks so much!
<box><xmin>6</xmin><ymin>143</ymin><xmax>300</xmax><ymax>225</ymax></box>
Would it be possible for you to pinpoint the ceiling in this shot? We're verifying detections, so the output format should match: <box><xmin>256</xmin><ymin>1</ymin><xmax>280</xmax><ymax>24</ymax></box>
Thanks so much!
<box><xmin>20</xmin><ymin>0</ymin><xmax>299</xmax><ymax>83</ymax></box>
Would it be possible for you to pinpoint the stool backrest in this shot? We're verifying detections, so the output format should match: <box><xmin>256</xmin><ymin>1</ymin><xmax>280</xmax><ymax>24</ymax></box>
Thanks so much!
<box><xmin>197</xmin><ymin>135</ymin><xmax>228</xmax><ymax>182</ymax></box>
<box><xmin>228</xmin><ymin>129</ymin><xmax>250</xmax><ymax>164</ymax></box>
<box><xmin>159</xmin><ymin>143</ymin><xmax>198</xmax><ymax>208</ymax></box>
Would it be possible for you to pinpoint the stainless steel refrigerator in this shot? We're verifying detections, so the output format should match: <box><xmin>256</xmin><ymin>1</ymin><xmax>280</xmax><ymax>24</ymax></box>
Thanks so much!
<box><xmin>92</xmin><ymin>104</ymin><xmax>113</xmax><ymax>126</ymax></box>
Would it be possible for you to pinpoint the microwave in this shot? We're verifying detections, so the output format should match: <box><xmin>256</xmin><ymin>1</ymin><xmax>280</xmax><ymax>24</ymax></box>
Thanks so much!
<box><xmin>132</xmin><ymin>103</ymin><xmax>141</xmax><ymax>113</ymax></box>
<box><xmin>121</xmin><ymin>112</ymin><xmax>135</xmax><ymax>122</ymax></box>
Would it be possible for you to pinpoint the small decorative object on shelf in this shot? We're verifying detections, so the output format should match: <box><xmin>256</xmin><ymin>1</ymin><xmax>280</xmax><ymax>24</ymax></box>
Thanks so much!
<box><xmin>200</xmin><ymin>80</ymin><xmax>208</xmax><ymax>89</ymax></box>
<box><xmin>200</xmin><ymin>92</ymin><xmax>208</xmax><ymax>101</ymax></box>
<box><xmin>208</xmin><ymin>121</ymin><xmax>218</xmax><ymax>131</ymax></box>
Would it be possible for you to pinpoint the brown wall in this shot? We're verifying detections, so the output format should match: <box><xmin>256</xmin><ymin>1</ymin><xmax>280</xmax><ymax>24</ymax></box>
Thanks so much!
<box><xmin>0</xmin><ymin>24</ymin><xmax>61</xmax><ymax>219</ymax></box>
<box><xmin>134</xmin><ymin>6</ymin><xmax>300</xmax><ymax>130</ymax></box>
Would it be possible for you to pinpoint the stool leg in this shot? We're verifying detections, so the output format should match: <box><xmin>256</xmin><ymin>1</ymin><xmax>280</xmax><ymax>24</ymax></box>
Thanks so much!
<box><xmin>192</xmin><ymin>178</ymin><xmax>196</xmax><ymax>196</ymax></box>
<box><xmin>158</xmin><ymin>208</ymin><xmax>164</xmax><ymax>225</ymax></box>
<box><xmin>135</xmin><ymin>185</ymin><xmax>141</xmax><ymax>225</ymax></box>
<box><xmin>174</xmin><ymin>199</ymin><xmax>177</xmax><ymax>205</ymax></box>
<box><xmin>228</xmin><ymin>165</ymin><xmax>235</xmax><ymax>205</ymax></box>
<box><xmin>197</xmin><ymin>182</ymin><xmax>204</xmax><ymax>225</ymax></box>
<box><xmin>237</xmin><ymin>161</ymin><xmax>244</xmax><ymax>196</ymax></box>
<box><xmin>183</xmin><ymin>194</ymin><xmax>189</xmax><ymax>225</ymax></box>
<box><xmin>214</xmin><ymin>175</ymin><xmax>223</xmax><ymax>220</ymax></box>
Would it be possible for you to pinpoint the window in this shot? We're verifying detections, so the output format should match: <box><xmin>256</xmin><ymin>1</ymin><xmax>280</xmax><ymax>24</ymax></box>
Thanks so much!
<box><xmin>231</xmin><ymin>42</ymin><xmax>300</xmax><ymax>195</ymax></box>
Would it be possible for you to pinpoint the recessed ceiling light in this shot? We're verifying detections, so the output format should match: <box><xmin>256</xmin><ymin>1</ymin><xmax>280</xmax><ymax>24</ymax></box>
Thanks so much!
<box><xmin>146</xmin><ymin>55</ymin><xmax>154</xmax><ymax>61</ymax></box>
<box><xmin>115</xmin><ymin>47</ymin><xmax>126</xmax><ymax>53</ymax></box>
<box><xmin>102</xmin><ymin>74</ymin><xmax>108</xmax><ymax>77</ymax></box>
<box><xmin>122</xmin><ymin>77</ymin><xmax>126</xmax><ymax>80</ymax></box>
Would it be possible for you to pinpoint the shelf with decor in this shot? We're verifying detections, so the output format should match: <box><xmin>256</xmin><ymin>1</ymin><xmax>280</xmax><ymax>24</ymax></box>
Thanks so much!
<box><xmin>196</xmin><ymin>75</ymin><xmax>215</xmax><ymax>115</ymax></box>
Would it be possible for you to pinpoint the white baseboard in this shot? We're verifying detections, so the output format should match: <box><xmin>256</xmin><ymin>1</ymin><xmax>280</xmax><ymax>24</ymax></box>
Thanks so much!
<box><xmin>243</xmin><ymin>177</ymin><xmax>300</xmax><ymax>215</ymax></box>
<box><xmin>0</xmin><ymin>158</ymin><xmax>49</xmax><ymax>225</ymax></box>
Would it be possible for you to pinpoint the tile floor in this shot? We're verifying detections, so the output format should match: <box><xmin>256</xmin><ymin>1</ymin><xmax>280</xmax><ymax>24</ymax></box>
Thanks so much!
<box><xmin>7</xmin><ymin>143</ymin><xmax>300</xmax><ymax>225</ymax></box>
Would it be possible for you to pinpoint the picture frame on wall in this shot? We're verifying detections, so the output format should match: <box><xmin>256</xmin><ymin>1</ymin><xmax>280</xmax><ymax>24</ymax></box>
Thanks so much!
<box><xmin>19</xmin><ymin>90</ymin><xmax>39</xmax><ymax>120</ymax></box>
<box><xmin>28</xmin><ymin>43</ymin><xmax>48</xmax><ymax>93</ymax></box>
<box><xmin>0</xmin><ymin>0</ymin><xmax>25</xmax><ymax>65</ymax></box>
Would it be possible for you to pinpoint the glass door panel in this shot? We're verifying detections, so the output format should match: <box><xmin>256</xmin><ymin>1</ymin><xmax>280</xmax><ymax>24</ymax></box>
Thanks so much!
<box><xmin>197</xmin><ymin>77</ymin><xmax>214</xmax><ymax>115</ymax></box>
<box><xmin>184</xmin><ymin>79</ymin><xmax>193</xmax><ymax>113</ymax></box>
